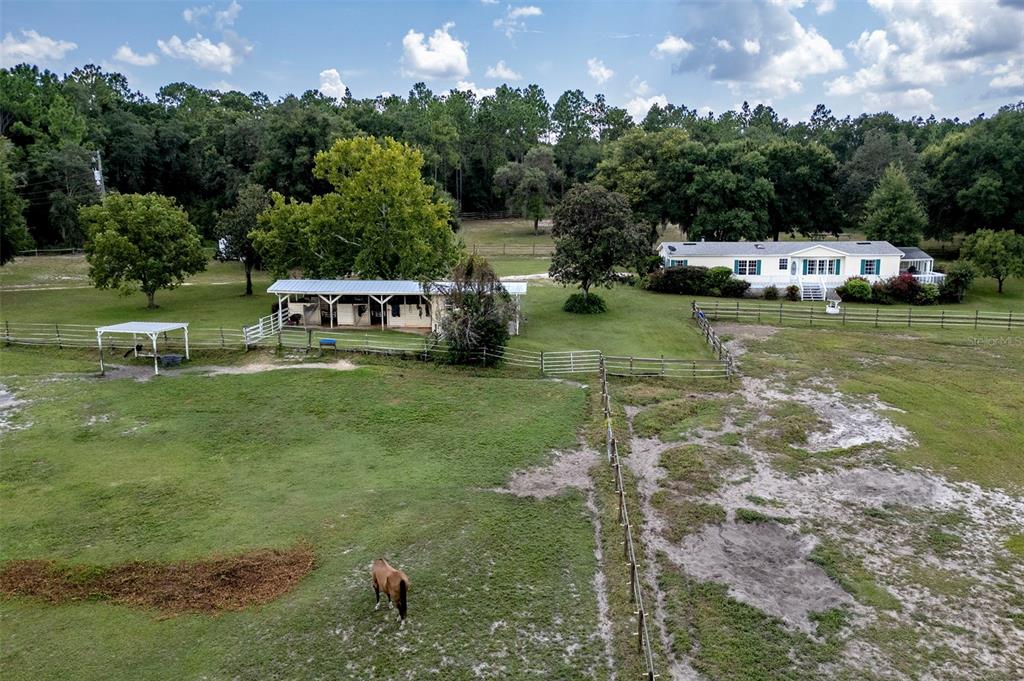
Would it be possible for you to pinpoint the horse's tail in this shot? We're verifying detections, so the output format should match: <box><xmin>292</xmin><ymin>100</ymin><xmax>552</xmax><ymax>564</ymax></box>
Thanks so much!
<box><xmin>398</xmin><ymin>578</ymin><xmax>408</xmax><ymax>620</ymax></box>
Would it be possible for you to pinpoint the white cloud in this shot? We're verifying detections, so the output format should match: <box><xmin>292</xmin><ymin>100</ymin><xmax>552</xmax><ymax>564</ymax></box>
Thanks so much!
<box><xmin>495</xmin><ymin>5</ymin><xmax>542</xmax><ymax>39</ymax></box>
<box><xmin>0</xmin><ymin>29</ymin><xmax>76</xmax><ymax>67</ymax></box>
<box><xmin>183</xmin><ymin>5</ymin><xmax>212</xmax><ymax>24</ymax></box>
<box><xmin>481</xmin><ymin>0</ymin><xmax>499</xmax><ymax>4</ymax></box>
<box><xmin>827</xmin><ymin>0</ymin><xmax>1024</xmax><ymax>105</ymax></box>
<box><xmin>630</xmin><ymin>76</ymin><xmax>650</xmax><ymax>95</ymax></box>
<box><xmin>485</xmin><ymin>59</ymin><xmax>521</xmax><ymax>80</ymax></box>
<box><xmin>652</xmin><ymin>34</ymin><xmax>693</xmax><ymax>58</ymax></box>
<box><xmin>670</xmin><ymin>3</ymin><xmax>845</xmax><ymax>98</ymax></box>
<box><xmin>989</xmin><ymin>59</ymin><xmax>1024</xmax><ymax>91</ymax></box>
<box><xmin>113</xmin><ymin>44</ymin><xmax>158</xmax><ymax>67</ymax></box>
<box><xmin>401</xmin><ymin>22</ymin><xmax>470</xmax><ymax>79</ymax></box>
<box><xmin>626</xmin><ymin>94</ymin><xmax>669</xmax><ymax>120</ymax></box>
<box><xmin>456</xmin><ymin>80</ymin><xmax>496</xmax><ymax>98</ymax></box>
<box><xmin>157</xmin><ymin>33</ymin><xmax>249</xmax><ymax>73</ymax></box>
<box><xmin>215</xmin><ymin>0</ymin><xmax>242</xmax><ymax>29</ymax></box>
<box><xmin>211</xmin><ymin>79</ymin><xmax>236</xmax><ymax>91</ymax></box>
<box><xmin>587</xmin><ymin>57</ymin><xmax>614</xmax><ymax>84</ymax></box>
<box><xmin>815</xmin><ymin>0</ymin><xmax>836</xmax><ymax>14</ymax></box>
<box><xmin>319</xmin><ymin>68</ymin><xmax>348</xmax><ymax>100</ymax></box>
<box><xmin>864</xmin><ymin>87</ymin><xmax>936</xmax><ymax>113</ymax></box>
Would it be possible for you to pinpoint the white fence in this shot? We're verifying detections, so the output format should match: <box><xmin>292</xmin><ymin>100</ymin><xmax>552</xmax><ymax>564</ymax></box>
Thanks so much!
<box><xmin>0</xmin><ymin>322</ymin><xmax>246</xmax><ymax>350</ymax></box>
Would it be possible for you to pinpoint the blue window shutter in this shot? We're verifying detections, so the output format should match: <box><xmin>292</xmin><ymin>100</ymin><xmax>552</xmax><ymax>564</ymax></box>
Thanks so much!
<box><xmin>683</xmin><ymin>259</ymin><xmax>688</xmax><ymax>266</ymax></box>
<box><xmin>802</xmin><ymin>259</ymin><xmax>809</xmax><ymax>275</ymax></box>
<box><xmin>835</xmin><ymin>259</ymin><xmax>841</xmax><ymax>276</ymax></box>
<box><xmin>860</xmin><ymin>259</ymin><xmax>866</xmax><ymax>275</ymax></box>
<box><xmin>733</xmin><ymin>260</ymin><xmax>740</xmax><ymax>274</ymax></box>
<box><xmin>755</xmin><ymin>260</ymin><xmax>762</xmax><ymax>275</ymax></box>
<box><xmin>875</xmin><ymin>259</ymin><xmax>881</xmax><ymax>275</ymax></box>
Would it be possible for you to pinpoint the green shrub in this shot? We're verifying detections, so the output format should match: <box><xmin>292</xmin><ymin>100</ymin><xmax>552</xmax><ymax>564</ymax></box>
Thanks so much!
<box><xmin>644</xmin><ymin>265</ymin><xmax>709</xmax><ymax>295</ymax></box>
<box><xmin>836</xmin><ymin>277</ymin><xmax>872</xmax><ymax>302</ymax></box>
<box><xmin>939</xmin><ymin>260</ymin><xmax>976</xmax><ymax>303</ymax></box>
<box><xmin>563</xmin><ymin>292</ymin><xmax>607</xmax><ymax>314</ymax></box>
<box><xmin>916</xmin><ymin>283</ymin><xmax>940</xmax><ymax>305</ymax></box>
<box><xmin>871</xmin><ymin>280</ymin><xmax>894</xmax><ymax>304</ymax></box>
<box><xmin>762</xmin><ymin>285</ymin><xmax>779</xmax><ymax>300</ymax></box>
<box><xmin>720</xmin><ymin>278</ymin><xmax>751</xmax><ymax>298</ymax></box>
<box><xmin>785</xmin><ymin>284</ymin><xmax>800</xmax><ymax>301</ymax></box>
<box><xmin>706</xmin><ymin>266</ymin><xmax>734</xmax><ymax>295</ymax></box>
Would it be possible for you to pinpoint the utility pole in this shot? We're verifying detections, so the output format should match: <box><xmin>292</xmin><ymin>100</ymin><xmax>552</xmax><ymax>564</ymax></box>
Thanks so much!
<box><xmin>92</xmin><ymin>150</ymin><xmax>106</xmax><ymax>199</ymax></box>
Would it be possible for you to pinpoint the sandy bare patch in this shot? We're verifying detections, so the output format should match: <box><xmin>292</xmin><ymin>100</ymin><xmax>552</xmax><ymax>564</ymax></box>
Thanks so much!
<box><xmin>744</xmin><ymin>376</ymin><xmax>913</xmax><ymax>452</ymax></box>
<box><xmin>493</xmin><ymin>445</ymin><xmax>599</xmax><ymax>499</ymax></box>
<box><xmin>199</xmin><ymin>358</ymin><xmax>357</xmax><ymax>376</ymax></box>
<box><xmin>0</xmin><ymin>385</ymin><xmax>30</xmax><ymax>434</ymax></box>
<box><xmin>714</xmin><ymin>323</ymin><xmax>778</xmax><ymax>357</ymax></box>
<box><xmin>0</xmin><ymin>545</ymin><xmax>315</xmax><ymax>614</ymax></box>
<box><xmin>662</xmin><ymin>521</ymin><xmax>853</xmax><ymax>632</ymax></box>
<box><xmin>584</xmin><ymin>489</ymin><xmax>617</xmax><ymax>680</ymax></box>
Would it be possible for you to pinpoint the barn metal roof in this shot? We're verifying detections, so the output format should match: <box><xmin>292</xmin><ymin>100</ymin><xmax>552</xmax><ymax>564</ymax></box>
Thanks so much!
<box><xmin>267</xmin><ymin>279</ymin><xmax>527</xmax><ymax>296</ymax></box>
<box><xmin>95</xmin><ymin>321</ymin><xmax>189</xmax><ymax>335</ymax></box>
<box><xmin>658</xmin><ymin>240</ymin><xmax>904</xmax><ymax>257</ymax></box>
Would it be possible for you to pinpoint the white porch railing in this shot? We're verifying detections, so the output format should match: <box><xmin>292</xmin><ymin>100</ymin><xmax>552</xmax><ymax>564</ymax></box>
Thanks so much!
<box><xmin>909</xmin><ymin>272</ymin><xmax>946</xmax><ymax>284</ymax></box>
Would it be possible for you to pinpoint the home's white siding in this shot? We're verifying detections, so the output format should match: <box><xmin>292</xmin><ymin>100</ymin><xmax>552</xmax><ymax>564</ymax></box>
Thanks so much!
<box><xmin>659</xmin><ymin>247</ymin><xmax>902</xmax><ymax>288</ymax></box>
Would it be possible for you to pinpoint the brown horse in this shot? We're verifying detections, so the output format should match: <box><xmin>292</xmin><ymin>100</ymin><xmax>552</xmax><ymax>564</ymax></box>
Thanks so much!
<box><xmin>372</xmin><ymin>558</ymin><xmax>410</xmax><ymax>626</ymax></box>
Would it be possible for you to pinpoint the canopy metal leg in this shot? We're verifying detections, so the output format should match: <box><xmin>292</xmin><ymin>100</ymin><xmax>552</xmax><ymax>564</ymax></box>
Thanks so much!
<box><xmin>152</xmin><ymin>334</ymin><xmax>159</xmax><ymax>375</ymax></box>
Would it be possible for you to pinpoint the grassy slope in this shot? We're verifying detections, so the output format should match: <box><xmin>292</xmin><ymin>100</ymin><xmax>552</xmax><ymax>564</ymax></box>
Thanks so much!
<box><xmin>0</xmin><ymin>354</ymin><xmax>608</xmax><ymax>680</ymax></box>
<box><xmin>459</xmin><ymin>218</ymin><xmax>554</xmax><ymax>247</ymax></box>
<box><xmin>512</xmin><ymin>283</ymin><xmax>710</xmax><ymax>357</ymax></box>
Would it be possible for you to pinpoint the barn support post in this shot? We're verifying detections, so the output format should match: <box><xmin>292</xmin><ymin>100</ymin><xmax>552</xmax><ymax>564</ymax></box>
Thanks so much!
<box><xmin>151</xmin><ymin>333</ymin><xmax>159</xmax><ymax>375</ymax></box>
<box><xmin>183</xmin><ymin>326</ymin><xmax>190</xmax><ymax>360</ymax></box>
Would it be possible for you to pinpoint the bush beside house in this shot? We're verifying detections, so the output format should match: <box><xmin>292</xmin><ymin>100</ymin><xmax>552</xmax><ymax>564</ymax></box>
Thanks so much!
<box><xmin>644</xmin><ymin>264</ymin><xmax>750</xmax><ymax>298</ymax></box>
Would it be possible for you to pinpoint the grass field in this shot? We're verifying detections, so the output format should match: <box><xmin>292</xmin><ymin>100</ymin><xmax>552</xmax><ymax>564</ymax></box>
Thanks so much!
<box><xmin>0</xmin><ymin>349</ymin><xmax>618</xmax><ymax>680</ymax></box>
<box><xmin>459</xmin><ymin>218</ymin><xmax>554</xmax><ymax>248</ymax></box>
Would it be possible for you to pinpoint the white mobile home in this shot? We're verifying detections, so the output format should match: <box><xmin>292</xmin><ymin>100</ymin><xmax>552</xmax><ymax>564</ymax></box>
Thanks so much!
<box><xmin>657</xmin><ymin>240</ymin><xmax>944</xmax><ymax>300</ymax></box>
<box><xmin>266</xmin><ymin>279</ymin><xmax>527</xmax><ymax>335</ymax></box>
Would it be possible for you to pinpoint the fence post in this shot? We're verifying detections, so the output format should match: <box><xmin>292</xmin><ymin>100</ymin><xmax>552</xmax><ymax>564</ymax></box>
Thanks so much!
<box><xmin>715</xmin><ymin>301</ymin><xmax>719</xmax><ymax>319</ymax></box>
<box><xmin>975</xmin><ymin>309</ymin><xmax>979</xmax><ymax>330</ymax></box>
<box><xmin>629</xmin><ymin>356</ymin><xmax>634</xmax><ymax>375</ymax></box>
<box><xmin>661</xmin><ymin>355</ymin><xmax>665</xmax><ymax>377</ymax></box>
<box><xmin>735</xmin><ymin>300</ymin><xmax>740</xmax><ymax>321</ymax></box>
<box><xmin>55</xmin><ymin>324</ymin><xmax>62</xmax><ymax>349</ymax></box>
<box><xmin>1010</xmin><ymin>311</ymin><xmax>1013</xmax><ymax>331</ymax></box>
<box><xmin>4</xmin><ymin>320</ymin><xmax>9</xmax><ymax>345</ymax></box>
<box><xmin>779</xmin><ymin>303</ymin><xmax>783</xmax><ymax>324</ymax></box>
<box><xmin>908</xmin><ymin>306</ymin><xmax>912</xmax><ymax>328</ymax></box>
<box><xmin>220</xmin><ymin>327</ymin><xmax>225</xmax><ymax>349</ymax></box>
<box><xmin>940</xmin><ymin>310</ymin><xmax>944</xmax><ymax>330</ymax></box>
<box><xmin>637</xmin><ymin>609</ymin><xmax>645</xmax><ymax>654</ymax></box>
<box><xmin>540</xmin><ymin>351</ymin><xmax>545</xmax><ymax>375</ymax></box>
<box><xmin>810</xmin><ymin>307</ymin><xmax>814</xmax><ymax>327</ymax></box>
<box><xmin>842</xmin><ymin>308</ymin><xmax>846</xmax><ymax>326</ymax></box>
<box><xmin>875</xmin><ymin>308</ymin><xmax>880</xmax><ymax>328</ymax></box>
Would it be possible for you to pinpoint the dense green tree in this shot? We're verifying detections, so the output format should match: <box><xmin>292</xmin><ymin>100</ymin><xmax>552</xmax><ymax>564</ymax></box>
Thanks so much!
<box><xmin>216</xmin><ymin>183</ymin><xmax>272</xmax><ymax>294</ymax></box>
<box><xmin>960</xmin><ymin>229</ymin><xmax>1024</xmax><ymax>293</ymax></box>
<box><xmin>549</xmin><ymin>183</ymin><xmax>646</xmax><ymax>306</ymax></box>
<box><xmin>861</xmin><ymin>164</ymin><xmax>928</xmax><ymax>246</ymax></box>
<box><xmin>762</xmin><ymin>140</ymin><xmax>840</xmax><ymax>240</ymax></box>
<box><xmin>253</xmin><ymin>136</ymin><xmax>461</xmax><ymax>280</ymax></box>
<box><xmin>0</xmin><ymin>137</ymin><xmax>33</xmax><ymax>263</ymax></box>
<box><xmin>840</xmin><ymin>129</ymin><xmax>919</xmax><ymax>225</ymax></box>
<box><xmin>80</xmin><ymin>193</ymin><xmax>206</xmax><ymax>308</ymax></box>
<box><xmin>493</xmin><ymin>145</ymin><xmax>563</xmax><ymax>234</ymax></box>
<box><xmin>921</xmin><ymin>105</ymin><xmax>1024</xmax><ymax>240</ymax></box>
<box><xmin>687</xmin><ymin>142</ymin><xmax>774</xmax><ymax>241</ymax></box>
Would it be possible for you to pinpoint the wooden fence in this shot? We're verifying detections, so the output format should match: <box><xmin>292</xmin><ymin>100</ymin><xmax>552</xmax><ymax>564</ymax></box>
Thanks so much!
<box><xmin>601</xmin><ymin>359</ymin><xmax>658</xmax><ymax>680</ymax></box>
<box><xmin>1</xmin><ymin>320</ymin><xmax>730</xmax><ymax>378</ymax></box>
<box><xmin>691</xmin><ymin>299</ymin><xmax>1023</xmax><ymax>330</ymax></box>
<box><xmin>466</xmin><ymin>243</ymin><xmax>554</xmax><ymax>257</ymax></box>
<box><xmin>690</xmin><ymin>303</ymin><xmax>737</xmax><ymax>374</ymax></box>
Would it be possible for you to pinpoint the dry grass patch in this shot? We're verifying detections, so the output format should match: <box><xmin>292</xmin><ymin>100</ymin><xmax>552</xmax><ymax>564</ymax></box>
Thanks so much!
<box><xmin>0</xmin><ymin>545</ymin><xmax>315</xmax><ymax>614</ymax></box>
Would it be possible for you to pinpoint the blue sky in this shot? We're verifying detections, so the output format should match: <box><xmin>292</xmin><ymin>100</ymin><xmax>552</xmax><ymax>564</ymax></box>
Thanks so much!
<box><xmin>2</xmin><ymin>1</ymin><xmax>1022</xmax><ymax>122</ymax></box>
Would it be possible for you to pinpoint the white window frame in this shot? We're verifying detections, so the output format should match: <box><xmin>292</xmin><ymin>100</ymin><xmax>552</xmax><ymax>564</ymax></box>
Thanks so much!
<box><xmin>778</xmin><ymin>258</ymin><xmax>788</xmax><ymax>271</ymax></box>
<box><xmin>736</xmin><ymin>260</ymin><xmax>759</xmax><ymax>276</ymax></box>
<box><xmin>806</xmin><ymin>258</ymin><xmax>837</xmax><ymax>275</ymax></box>
<box><xmin>863</xmin><ymin>259</ymin><xmax>877</xmax><ymax>275</ymax></box>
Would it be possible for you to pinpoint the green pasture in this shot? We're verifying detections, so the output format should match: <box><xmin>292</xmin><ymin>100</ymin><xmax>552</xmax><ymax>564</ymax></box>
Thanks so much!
<box><xmin>0</xmin><ymin>350</ymin><xmax>611</xmax><ymax>679</ymax></box>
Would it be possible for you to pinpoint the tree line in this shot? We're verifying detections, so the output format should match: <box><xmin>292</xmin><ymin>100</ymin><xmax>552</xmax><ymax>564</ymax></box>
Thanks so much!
<box><xmin>1</xmin><ymin>61</ymin><xmax>1023</xmax><ymax>262</ymax></box>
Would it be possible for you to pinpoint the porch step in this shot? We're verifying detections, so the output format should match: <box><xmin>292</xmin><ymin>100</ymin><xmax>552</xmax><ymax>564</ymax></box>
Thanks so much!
<box><xmin>800</xmin><ymin>282</ymin><xmax>825</xmax><ymax>301</ymax></box>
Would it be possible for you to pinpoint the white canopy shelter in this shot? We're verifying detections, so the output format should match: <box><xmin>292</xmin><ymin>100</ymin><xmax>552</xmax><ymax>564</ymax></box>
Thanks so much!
<box><xmin>95</xmin><ymin>322</ymin><xmax>189</xmax><ymax>375</ymax></box>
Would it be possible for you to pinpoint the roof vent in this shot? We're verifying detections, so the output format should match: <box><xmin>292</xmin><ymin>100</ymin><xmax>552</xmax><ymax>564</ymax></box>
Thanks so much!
<box><xmin>856</xmin><ymin>241</ymin><xmax>871</xmax><ymax>245</ymax></box>
<box><xmin>683</xmin><ymin>242</ymin><xmax>697</xmax><ymax>246</ymax></box>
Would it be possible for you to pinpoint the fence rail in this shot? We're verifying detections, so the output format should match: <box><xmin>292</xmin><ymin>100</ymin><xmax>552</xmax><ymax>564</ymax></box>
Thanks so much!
<box><xmin>15</xmin><ymin>247</ymin><xmax>85</xmax><ymax>256</ymax></box>
<box><xmin>466</xmin><ymin>243</ymin><xmax>554</xmax><ymax>257</ymax></box>
<box><xmin>601</xmin><ymin>360</ymin><xmax>658</xmax><ymax>680</ymax></box>
<box><xmin>690</xmin><ymin>303</ymin><xmax>737</xmax><ymax>375</ymax></box>
<box><xmin>2</xmin><ymin>320</ymin><xmax>730</xmax><ymax>379</ymax></box>
<box><xmin>692</xmin><ymin>300</ymin><xmax>1023</xmax><ymax>330</ymax></box>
